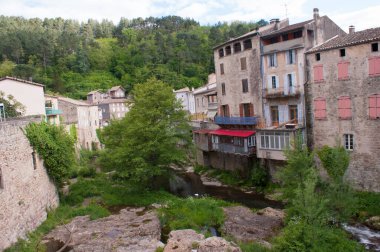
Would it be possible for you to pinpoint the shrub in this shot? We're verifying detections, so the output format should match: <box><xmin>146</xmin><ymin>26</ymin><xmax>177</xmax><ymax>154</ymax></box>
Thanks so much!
<box><xmin>250</xmin><ymin>163</ymin><xmax>269</xmax><ymax>188</ymax></box>
<box><xmin>317</xmin><ymin>146</ymin><xmax>349</xmax><ymax>182</ymax></box>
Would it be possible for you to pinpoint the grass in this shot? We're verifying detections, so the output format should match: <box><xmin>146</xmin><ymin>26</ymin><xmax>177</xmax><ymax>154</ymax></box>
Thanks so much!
<box><xmin>354</xmin><ymin>191</ymin><xmax>380</xmax><ymax>219</ymax></box>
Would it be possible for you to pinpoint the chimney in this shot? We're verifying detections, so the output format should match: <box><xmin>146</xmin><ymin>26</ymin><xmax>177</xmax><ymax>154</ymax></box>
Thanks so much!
<box><xmin>313</xmin><ymin>8</ymin><xmax>319</xmax><ymax>20</ymax></box>
<box><xmin>349</xmin><ymin>25</ymin><xmax>355</xmax><ymax>34</ymax></box>
<box><xmin>270</xmin><ymin>18</ymin><xmax>280</xmax><ymax>30</ymax></box>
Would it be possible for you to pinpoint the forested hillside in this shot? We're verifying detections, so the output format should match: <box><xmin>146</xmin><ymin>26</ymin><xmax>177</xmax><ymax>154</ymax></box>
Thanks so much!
<box><xmin>0</xmin><ymin>15</ymin><xmax>267</xmax><ymax>98</ymax></box>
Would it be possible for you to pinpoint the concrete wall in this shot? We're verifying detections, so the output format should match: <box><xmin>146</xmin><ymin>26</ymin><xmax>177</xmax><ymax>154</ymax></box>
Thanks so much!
<box><xmin>306</xmin><ymin>42</ymin><xmax>380</xmax><ymax>192</ymax></box>
<box><xmin>0</xmin><ymin>117</ymin><xmax>59</xmax><ymax>250</ymax></box>
<box><xmin>215</xmin><ymin>35</ymin><xmax>263</xmax><ymax>120</ymax></box>
<box><xmin>0</xmin><ymin>79</ymin><xmax>45</xmax><ymax>116</ymax></box>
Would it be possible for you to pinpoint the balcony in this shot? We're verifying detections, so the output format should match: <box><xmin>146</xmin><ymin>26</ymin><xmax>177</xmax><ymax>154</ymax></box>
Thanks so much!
<box><xmin>212</xmin><ymin>143</ymin><xmax>255</xmax><ymax>155</ymax></box>
<box><xmin>215</xmin><ymin>116</ymin><xmax>259</xmax><ymax>125</ymax></box>
<box><xmin>263</xmin><ymin>87</ymin><xmax>300</xmax><ymax>99</ymax></box>
<box><xmin>46</xmin><ymin>108</ymin><xmax>63</xmax><ymax>116</ymax></box>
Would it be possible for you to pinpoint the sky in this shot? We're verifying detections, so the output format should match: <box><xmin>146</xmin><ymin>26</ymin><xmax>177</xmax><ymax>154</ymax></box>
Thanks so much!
<box><xmin>0</xmin><ymin>0</ymin><xmax>379</xmax><ymax>32</ymax></box>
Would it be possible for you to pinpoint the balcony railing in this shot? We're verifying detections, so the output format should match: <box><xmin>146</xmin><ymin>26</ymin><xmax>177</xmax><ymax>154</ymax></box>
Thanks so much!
<box><xmin>215</xmin><ymin>116</ymin><xmax>259</xmax><ymax>125</ymax></box>
<box><xmin>212</xmin><ymin>143</ymin><xmax>255</xmax><ymax>155</ymax></box>
<box><xmin>263</xmin><ymin>87</ymin><xmax>300</xmax><ymax>99</ymax></box>
<box><xmin>45</xmin><ymin>108</ymin><xmax>63</xmax><ymax>116</ymax></box>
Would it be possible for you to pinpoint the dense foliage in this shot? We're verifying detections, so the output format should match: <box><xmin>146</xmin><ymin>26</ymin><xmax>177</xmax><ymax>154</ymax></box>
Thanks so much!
<box><xmin>100</xmin><ymin>78</ymin><xmax>192</xmax><ymax>185</ymax></box>
<box><xmin>25</xmin><ymin>122</ymin><xmax>76</xmax><ymax>186</ymax></box>
<box><xmin>317</xmin><ymin>145</ymin><xmax>350</xmax><ymax>182</ymax></box>
<box><xmin>0</xmin><ymin>15</ymin><xmax>267</xmax><ymax>98</ymax></box>
<box><xmin>0</xmin><ymin>91</ymin><xmax>25</xmax><ymax>118</ymax></box>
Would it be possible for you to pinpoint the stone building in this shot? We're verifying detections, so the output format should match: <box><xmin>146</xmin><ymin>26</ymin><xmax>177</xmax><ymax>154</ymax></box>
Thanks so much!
<box><xmin>256</xmin><ymin>8</ymin><xmax>345</xmax><ymax>165</ymax></box>
<box><xmin>192</xmin><ymin>73</ymin><xmax>217</xmax><ymax>121</ymax></box>
<box><xmin>0</xmin><ymin>76</ymin><xmax>45</xmax><ymax>117</ymax></box>
<box><xmin>306</xmin><ymin>26</ymin><xmax>380</xmax><ymax>192</ymax></box>
<box><xmin>58</xmin><ymin>96</ymin><xmax>101</xmax><ymax>150</ymax></box>
<box><xmin>174</xmin><ymin>87</ymin><xmax>196</xmax><ymax>114</ymax></box>
<box><xmin>0</xmin><ymin>116</ymin><xmax>59</xmax><ymax>250</ymax></box>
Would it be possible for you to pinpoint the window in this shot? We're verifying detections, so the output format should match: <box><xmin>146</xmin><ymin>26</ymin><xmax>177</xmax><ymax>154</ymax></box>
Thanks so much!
<box><xmin>248</xmin><ymin>136</ymin><xmax>256</xmax><ymax>147</ymax></box>
<box><xmin>369</xmin><ymin>57</ymin><xmax>380</xmax><ymax>76</ymax></box>
<box><xmin>233</xmin><ymin>137</ymin><xmax>243</xmax><ymax>146</ymax></box>
<box><xmin>226</xmin><ymin>46</ymin><xmax>232</xmax><ymax>55</ymax></box>
<box><xmin>287</xmin><ymin>50</ymin><xmax>295</xmax><ymax>64</ymax></box>
<box><xmin>32</xmin><ymin>151</ymin><xmax>37</xmax><ymax>170</ymax></box>
<box><xmin>268</xmin><ymin>53</ymin><xmax>277</xmax><ymax>67</ymax></box>
<box><xmin>271</xmin><ymin>76</ymin><xmax>277</xmax><ymax>89</ymax></box>
<box><xmin>220</xmin><ymin>63</ymin><xmax>224</xmax><ymax>75</ymax></box>
<box><xmin>338</xmin><ymin>96</ymin><xmax>352</xmax><ymax>119</ymax></box>
<box><xmin>338</xmin><ymin>62</ymin><xmax>350</xmax><ymax>80</ymax></box>
<box><xmin>234</xmin><ymin>42</ymin><xmax>241</xmax><ymax>53</ymax></box>
<box><xmin>340</xmin><ymin>48</ymin><xmax>346</xmax><ymax>57</ymax></box>
<box><xmin>220</xmin><ymin>104</ymin><xmax>229</xmax><ymax>117</ymax></box>
<box><xmin>241</xmin><ymin>57</ymin><xmax>247</xmax><ymax>70</ymax></box>
<box><xmin>221</xmin><ymin>83</ymin><xmax>226</xmax><ymax>95</ymax></box>
<box><xmin>271</xmin><ymin>106</ymin><xmax>279</xmax><ymax>126</ymax></box>
<box><xmin>243</xmin><ymin>39</ymin><xmax>252</xmax><ymax>50</ymax></box>
<box><xmin>270</xmin><ymin>37</ymin><xmax>279</xmax><ymax>44</ymax></box>
<box><xmin>293</xmin><ymin>30</ymin><xmax>302</xmax><ymax>38</ymax></box>
<box><xmin>287</xmin><ymin>74</ymin><xmax>293</xmax><ymax>87</ymax></box>
<box><xmin>240</xmin><ymin>103</ymin><xmax>254</xmax><ymax>117</ymax></box>
<box><xmin>218</xmin><ymin>48</ymin><xmax>224</xmax><ymax>57</ymax></box>
<box><xmin>282</xmin><ymin>34</ymin><xmax>289</xmax><ymax>41</ymax></box>
<box><xmin>260</xmin><ymin>131</ymin><xmax>290</xmax><ymax>150</ymax></box>
<box><xmin>242</xmin><ymin>79</ymin><xmax>249</xmax><ymax>93</ymax></box>
<box><xmin>0</xmin><ymin>168</ymin><xmax>3</xmax><ymax>189</ymax></box>
<box><xmin>289</xmin><ymin>105</ymin><xmax>298</xmax><ymax>123</ymax></box>
<box><xmin>344</xmin><ymin>134</ymin><xmax>354</xmax><ymax>150</ymax></box>
<box><xmin>315</xmin><ymin>53</ymin><xmax>321</xmax><ymax>61</ymax></box>
<box><xmin>369</xmin><ymin>94</ymin><xmax>380</xmax><ymax>119</ymax></box>
<box><xmin>314</xmin><ymin>98</ymin><xmax>327</xmax><ymax>119</ymax></box>
<box><xmin>372</xmin><ymin>43</ymin><xmax>378</xmax><ymax>52</ymax></box>
<box><xmin>313</xmin><ymin>65</ymin><xmax>324</xmax><ymax>82</ymax></box>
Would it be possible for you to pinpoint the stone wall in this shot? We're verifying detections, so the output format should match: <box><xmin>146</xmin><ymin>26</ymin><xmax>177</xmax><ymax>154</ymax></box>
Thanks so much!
<box><xmin>0</xmin><ymin>117</ymin><xmax>59</xmax><ymax>250</ymax></box>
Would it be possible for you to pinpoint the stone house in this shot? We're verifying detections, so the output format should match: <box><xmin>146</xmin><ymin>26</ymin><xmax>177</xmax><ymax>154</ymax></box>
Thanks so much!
<box><xmin>174</xmin><ymin>87</ymin><xmax>196</xmax><ymax>114</ymax></box>
<box><xmin>305</xmin><ymin>26</ymin><xmax>380</xmax><ymax>192</ymax></box>
<box><xmin>0</xmin><ymin>76</ymin><xmax>45</xmax><ymax>117</ymax></box>
<box><xmin>256</xmin><ymin>8</ymin><xmax>345</xmax><ymax>166</ymax></box>
<box><xmin>98</xmin><ymin>98</ymin><xmax>129</xmax><ymax>127</ymax></box>
<box><xmin>58</xmin><ymin>96</ymin><xmax>101</xmax><ymax>150</ymax></box>
<box><xmin>44</xmin><ymin>94</ymin><xmax>62</xmax><ymax>125</ymax></box>
<box><xmin>193</xmin><ymin>73</ymin><xmax>217</xmax><ymax>121</ymax></box>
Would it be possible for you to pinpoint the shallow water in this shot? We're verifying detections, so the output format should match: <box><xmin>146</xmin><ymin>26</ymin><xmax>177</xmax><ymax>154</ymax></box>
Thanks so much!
<box><xmin>342</xmin><ymin>223</ymin><xmax>380</xmax><ymax>251</ymax></box>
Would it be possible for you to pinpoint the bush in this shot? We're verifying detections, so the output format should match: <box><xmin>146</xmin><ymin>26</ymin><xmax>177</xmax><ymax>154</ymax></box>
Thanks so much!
<box><xmin>25</xmin><ymin>122</ymin><xmax>76</xmax><ymax>186</ymax></box>
<box><xmin>317</xmin><ymin>146</ymin><xmax>349</xmax><ymax>182</ymax></box>
<box><xmin>250</xmin><ymin>163</ymin><xmax>269</xmax><ymax>188</ymax></box>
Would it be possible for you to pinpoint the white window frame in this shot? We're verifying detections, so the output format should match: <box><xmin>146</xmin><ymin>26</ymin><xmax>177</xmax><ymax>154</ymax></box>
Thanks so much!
<box><xmin>344</xmin><ymin>134</ymin><xmax>354</xmax><ymax>150</ymax></box>
<box><xmin>268</xmin><ymin>53</ymin><xmax>277</xmax><ymax>67</ymax></box>
<box><xmin>260</xmin><ymin>131</ymin><xmax>290</xmax><ymax>150</ymax></box>
<box><xmin>248</xmin><ymin>136</ymin><xmax>256</xmax><ymax>147</ymax></box>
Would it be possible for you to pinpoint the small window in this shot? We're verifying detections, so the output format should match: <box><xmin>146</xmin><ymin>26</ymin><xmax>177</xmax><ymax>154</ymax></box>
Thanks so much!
<box><xmin>226</xmin><ymin>45</ymin><xmax>232</xmax><ymax>55</ymax></box>
<box><xmin>218</xmin><ymin>48</ymin><xmax>224</xmax><ymax>57</ymax></box>
<box><xmin>242</xmin><ymin>79</ymin><xmax>249</xmax><ymax>93</ymax></box>
<box><xmin>289</xmin><ymin>105</ymin><xmax>298</xmax><ymax>123</ymax></box>
<box><xmin>344</xmin><ymin>134</ymin><xmax>354</xmax><ymax>150</ymax></box>
<box><xmin>268</xmin><ymin>53</ymin><xmax>276</xmax><ymax>67</ymax></box>
<box><xmin>293</xmin><ymin>30</ymin><xmax>302</xmax><ymax>38</ymax></box>
<box><xmin>271</xmin><ymin>76</ymin><xmax>277</xmax><ymax>89</ymax></box>
<box><xmin>340</xmin><ymin>48</ymin><xmax>346</xmax><ymax>57</ymax></box>
<box><xmin>220</xmin><ymin>63</ymin><xmax>224</xmax><ymax>75</ymax></box>
<box><xmin>0</xmin><ymin>168</ymin><xmax>3</xmax><ymax>189</ymax></box>
<box><xmin>32</xmin><ymin>151</ymin><xmax>37</xmax><ymax>170</ymax></box>
<box><xmin>287</xmin><ymin>74</ymin><xmax>293</xmax><ymax>87</ymax></box>
<box><xmin>287</xmin><ymin>50</ymin><xmax>295</xmax><ymax>64</ymax></box>
<box><xmin>234</xmin><ymin>42</ymin><xmax>241</xmax><ymax>53</ymax></box>
<box><xmin>243</xmin><ymin>39</ymin><xmax>252</xmax><ymax>50</ymax></box>
<box><xmin>282</xmin><ymin>34</ymin><xmax>289</xmax><ymax>41</ymax></box>
<box><xmin>270</xmin><ymin>37</ymin><xmax>279</xmax><ymax>44</ymax></box>
<box><xmin>270</xmin><ymin>106</ymin><xmax>279</xmax><ymax>126</ymax></box>
<box><xmin>316</xmin><ymin>53</ymin><xmax>321</xmax><ymax>61</ymax></box>
<box><xmin>221</xmin><ymin>83</ymin><xmax>226</xmax><ymax>95</ymax></box>
<box><xmin>248</xmin><ymin>136</ymin><xmax>256</xmax><ymax>147</ymax></box>
<box><xmin>372</xmin><ymin>43</ymin><xmax>379</xmax><ymax>52</ymax></box>
<box><xmin>240</xmin><ymin>57</ymin><xmax>247</xmax><ymax>70</ymax></box>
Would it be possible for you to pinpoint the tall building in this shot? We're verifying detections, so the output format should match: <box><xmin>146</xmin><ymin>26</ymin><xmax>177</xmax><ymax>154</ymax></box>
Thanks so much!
<box><xmin>306</xmin><ymin>26</ymin><xmax>380</xmax><ymax>192</ymax></box>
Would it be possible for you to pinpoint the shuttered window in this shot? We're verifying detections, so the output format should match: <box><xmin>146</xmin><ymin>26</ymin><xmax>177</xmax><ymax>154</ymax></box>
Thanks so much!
<box><xmin>338</xmin><ymin>96</ymin><xmax>352</xmax><ymax>119</ymax></box>
<box><xmin>314</xmin><ymin>98</ymin><xmax>327</xmax><ymax>119</ymax></box>
<box><xmin>338</xmin><ymin>62</ymin><xmax>350</xmax><ymax>80</ymax></box>
<box><xmin>369</xmin><ymin>94</ymin><xmax>380</xmax><ymax>119</ymax></box>
<box><xmin>240</xmin><ymin>103</ymin><xmax>254</xmax><ymax>117</ymax></box>
<box><xmin>369</xmin><ymin>57</ymin><xmax>380</xmax><ymax>76</ymax></box>
<box><xmin>242</xmin><ymin>79</ymin><xmax>248</xmax><ymax>93</ymax></box>
<box><xmin>313</xmin><ymin>65</ymin><xmax>324</xmax><ymax>82</ymax></box>
<box><xmin>241</xmin><ymin>57</ymin><xmax>247</xmax><ymax>70</ymax></box>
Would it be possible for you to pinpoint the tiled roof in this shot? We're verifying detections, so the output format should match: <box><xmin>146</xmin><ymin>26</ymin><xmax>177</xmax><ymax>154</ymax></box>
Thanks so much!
<box><xmin>0</xmin><ymin>76</ymin><xmax>45</xmax><ymax>87</ymax></box>
<box><xmin>109</xmin><ymin>86</ymin><xmax>124</xmax><ymax>92</ymax></box>
<box><xmin>260</xmin><ymin>19</ymin><xmax>313</xmax><ymax>38</ymax></box>
<box><xmin>308</xmin><ymin>27</ymin><xmax>380</xmax><ymax>53</ymax></box>
<box><xmin>174</xmin><ymin>87</ymin><xmax>190</xmax><ymax>93</ymax></box>
<box><xmin>58</xmin><ymin>96</ymin><xmax>90</xmax><ymax>106</ymax></box>
<box><xmin>98</xmin><ymin>98</ymin><xmax>128</xmax><ymax>104</ymax></box>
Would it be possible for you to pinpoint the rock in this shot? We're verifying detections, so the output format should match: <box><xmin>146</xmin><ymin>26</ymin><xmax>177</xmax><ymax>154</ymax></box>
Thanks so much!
<box><xmin>198</xmin><ymin>237</ymin><xmax>241</xmax><ymax>252</ymax></box>
<box><xmin>42</xmin><ymin>207</ymin><xmax>161</xmax><ymax>252</ymax></box>
<box><xmin>164</xmin><ymin>229</ymin><xmax>204</xmax><ymax>252</ymax></box>
<box><xmin>366</xmin><ymin>216</ymin><xmax>380</xmax><ymax>231</ymax></box>
<box><xmin>222</xmin><ymin>206</ymin><xmax>284</xmax><ymax>243</ymax></box>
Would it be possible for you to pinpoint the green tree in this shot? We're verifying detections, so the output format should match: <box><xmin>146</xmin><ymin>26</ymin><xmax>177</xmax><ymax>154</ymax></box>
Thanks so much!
<box><xmin>100</xmin><ymin>78</ymin><xmax>191</xmax><ymax>185</ymax></box>
<box><xmin>0</xmin><ymin>91</ymin><xmax>25</xmax><ymax>118</ymax></box>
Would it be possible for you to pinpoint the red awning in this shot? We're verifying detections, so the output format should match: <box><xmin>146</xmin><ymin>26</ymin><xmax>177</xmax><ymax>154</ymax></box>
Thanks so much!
<box><xmin>210</xmin><ymin>129</ymin><xmax>255</xmax><ymax>137</ymax></box>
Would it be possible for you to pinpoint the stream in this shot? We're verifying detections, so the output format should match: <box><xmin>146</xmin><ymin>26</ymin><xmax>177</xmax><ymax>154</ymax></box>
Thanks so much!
<box><xmin>343</xmin><ymin>224</ymin><xmax>380</xmax><ymax>251</ymax></box>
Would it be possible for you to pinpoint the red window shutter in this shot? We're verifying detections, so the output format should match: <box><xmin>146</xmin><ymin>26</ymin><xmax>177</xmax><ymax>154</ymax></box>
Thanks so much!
<box><xmin>314</xmin><ymin>98</ymin><xmax>326</xmax><ymax>119</ymax></box>
<box><xmin>313</xmin><ymin>65</ymin><xmax>324</xmax><ymax>82</ymax></box>
<box><xmin>369</xmin><ymin>95</ymin><xmax>377</xmax><ymax>119</ymax></box>
<box><xmin>377</xmin><ymin>95</ymin><xmax>380</xmax><ymax>118</ymax></box>
<box><xmin>226</xmin><ymin>105</ymin><xmax>230</xmax><ymax>117</ymax></box>
<box><xmin>376</xmin><ymin>58</ymin><xmax>380</xmax><ymax>75</ymax></box>
<box><xmin>369</xmin><ymin>57</ymin><xmax>380</xmax><ymax>76</ymax></box>
<box><xmin>239</xmin><ymin>104</ymin><xmax>243</xmax><ymax>117</ymax></box>
<box><xmin>338</xmin><ymin>62</ymin><xmax>349</xmax><ymax>80</ymax></box>
<box><xmin>249</xmin><ymin>103</ymin><xmax>254</xmax><ymax>117</ymax></box>
<box><xmin>338</xmin><ymin>96</ymin><xmax>352</xmax><ymax>119</ymax></box>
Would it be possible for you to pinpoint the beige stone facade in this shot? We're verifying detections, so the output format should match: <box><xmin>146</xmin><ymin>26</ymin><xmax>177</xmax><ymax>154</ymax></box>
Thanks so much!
<box><xmin>0</xmin><ymin>117</ymin><xmax>59</xmax><ymax>250</ymax></box>
<box><xmin>306</xmin><ymin>31</ymin><xmax>380</xmax><ymax>191</ymax></box>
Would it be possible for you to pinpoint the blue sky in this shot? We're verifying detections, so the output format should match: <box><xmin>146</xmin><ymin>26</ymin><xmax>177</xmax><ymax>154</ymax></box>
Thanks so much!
<box><xmin>0</xmin><ymin>0</ymin><xmax>379</xmax><ymax>31</ymax></box>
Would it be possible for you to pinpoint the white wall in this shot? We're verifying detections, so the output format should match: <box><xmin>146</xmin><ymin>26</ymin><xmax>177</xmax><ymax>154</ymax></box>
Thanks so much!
<box><xmin>0</xmin><ymin>79</ymin><xmax>45</xmax><ymax>116</ymax></box>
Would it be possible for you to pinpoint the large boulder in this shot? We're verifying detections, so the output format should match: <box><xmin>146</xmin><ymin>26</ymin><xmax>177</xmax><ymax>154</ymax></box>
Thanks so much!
<box><xmin>222</xmin><ymin>206</ymin><xmax>284</xmax><ymax>243</ymax></box>
<box><xmin>42</xmin><ymin>207</ymin><xmax>162</xmax><ymax>252</ymax></box>
<box><xmin>366</xmin><ymin>216</ymin><xmax>380</xmax><ymax>231</ymax></box>
<box><xmin>164</xmin><ymin>229</ymin><xmax>204</xmax><ymax>252</ymax></box>
<box><xmin>198</xmin><ymin>237</ymin><xmax>241</xmax><ymax>252</ymax></box>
